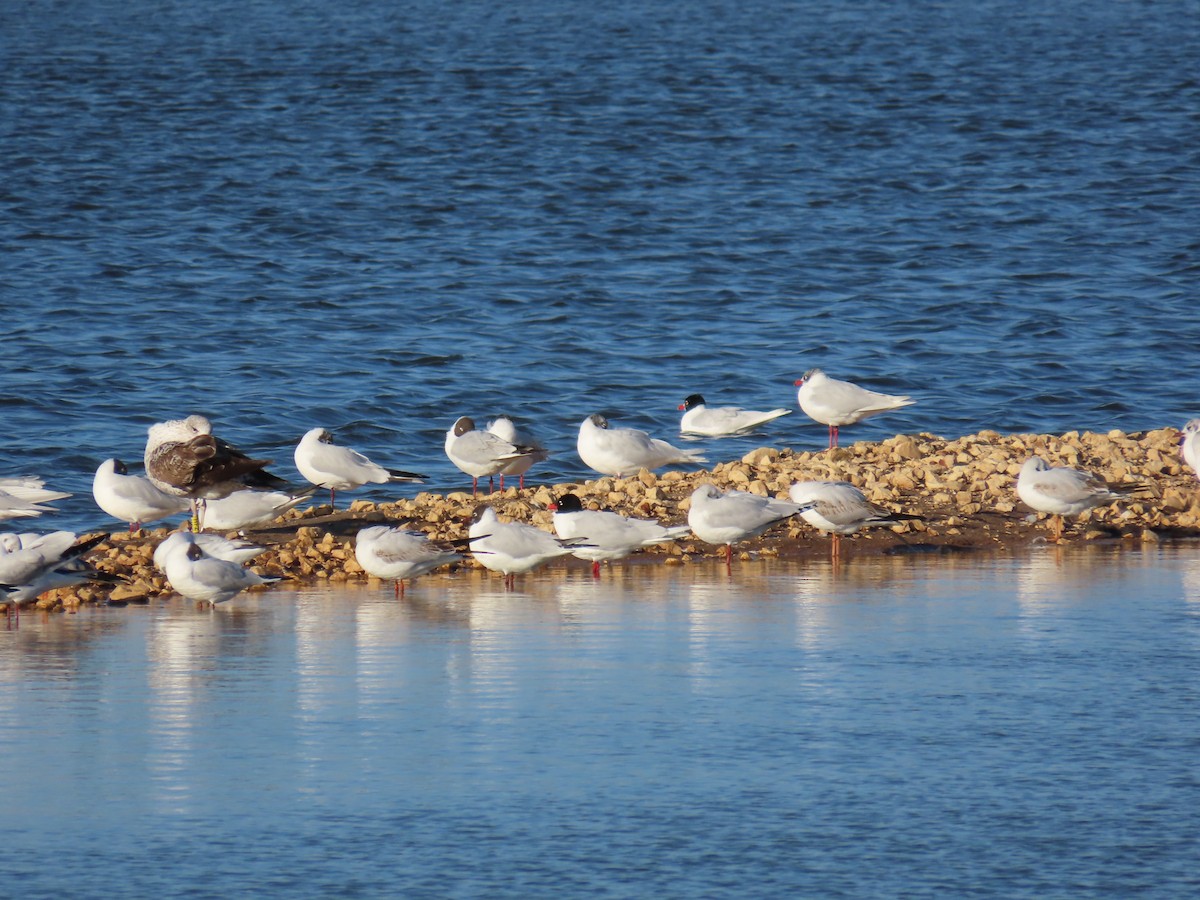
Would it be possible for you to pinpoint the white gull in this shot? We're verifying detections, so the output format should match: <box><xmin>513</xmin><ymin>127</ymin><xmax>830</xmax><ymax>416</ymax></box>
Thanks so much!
<box><xmin>577</xmin><ymin>413</ymin><xmax>706</xmax><ymax>477</ymax></box>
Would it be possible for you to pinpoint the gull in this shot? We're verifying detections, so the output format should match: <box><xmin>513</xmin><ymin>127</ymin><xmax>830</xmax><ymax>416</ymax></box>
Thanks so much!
<box><xmin>794</xmin><ymin>369</ymin><xmax>915</xmax><ymax>449</ymax></box>
<box><xmin>788</xmin><ymin>480</ymin><xmax>921</xmax><ymax>559</ymax></box>
<box><xmin>577</xmin><ymin>413</ymin><xmax>706</xmax><ymax>477</ymax></box>
<box><xmin>486</xmin><ymin>416</ymin><xmax>548</xmax><ymax>491</ymax></box>
<box><xmin>1182</xmin><ymin>419</ymin><xmax>1200</xmax><ymax>480</ymax></box>
<box><xmin>678</xmin><ymin>394</ymin><xmax>792</xmax><ymax>437</ymax></box>
<box><xmin>445</xmin><ymin>416</ymin><xmax>539</xmax><ymax>496</ymax></box>
<box><xmin>144</xmin><ymin>415</ymin><xmax>287</xmax><ymax>531</ymax></box>
<box><xmin>157</xmin><ymin>532</ymin><xmax>279</xmax><ymax>606</ymax></box>
<box><xmin>1016</xmin><ymin>456</ymin><xmax>1145</xmax><ymax>541</ymax></box>
<box><xmin>92</xmin><ymin>458</ymin><xmax>189</xmax><ymax>534</ymax></box>
<box><xmin>1</xmin><ymin>531</ymin><xmax>113</xmax><ymax>620</ymax></box>
<box><xmin>294</xmin><ymin>427</ymin><xmax>426</xmax><ymax>508</ymax></box>
<box><xmin>354</xmin><ymin>525</ymin><xmax>462</xmax><ymax>597</ymax></box>
<box><xmin>468</xmin><ymin>506</ymin><xmax>578</xmax><ymax>589</ymax></box>
<box><xmin>200</xmin><ymin>486</ymin><xmax>317</xmax><ymax>532</ymax></box>
<box><xmin>687</xmin><ymin>484</ymin><xmax>814</xmax><ymax>568</ymax></box>
<box><xmin>549</xmin><ymin>492</ymin><xmax>690</xmax><ymax>577</ymax></box>
<box><xmin>153</xmin><ymin>530</ymin><xmax>267</xmax><ymax>571</ymax></box>
<box><xmin>0</xmin><ymin>476</ymin><xmax>71</xmax><ymax>522</ymax></box>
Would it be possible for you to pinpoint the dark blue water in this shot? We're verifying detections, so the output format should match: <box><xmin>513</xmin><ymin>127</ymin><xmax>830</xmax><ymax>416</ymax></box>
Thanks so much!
<box><xmin>2</xmin><ymin>0</ymin><xmax>1198</xmax><ymax>530</ymax></box>
<box><xmin>4</xmin><ymin>549</ymin><xmax>1200</xmax><ymax>898</ymax></box>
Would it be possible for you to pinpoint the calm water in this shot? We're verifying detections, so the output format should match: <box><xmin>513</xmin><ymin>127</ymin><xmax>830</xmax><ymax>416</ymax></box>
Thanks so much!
<box><xmin>4</xmin><ymin>548</ymin><xmax>1200</xmax><ymax>897</ymax></box>
<box><xmin>2</xmin><ymin>0</ymin><xmax>1199</xmax><ymax>533</ymax></box>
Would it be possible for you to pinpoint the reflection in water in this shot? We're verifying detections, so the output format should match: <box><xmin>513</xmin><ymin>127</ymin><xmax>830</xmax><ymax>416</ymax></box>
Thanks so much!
<box><xmin>5</xmin><ymin>547</ymin><xmax>1200</xmax><ymax>899</ymax></box>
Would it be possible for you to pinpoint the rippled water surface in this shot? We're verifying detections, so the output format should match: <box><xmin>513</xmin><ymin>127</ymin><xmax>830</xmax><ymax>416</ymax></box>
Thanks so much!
<box><xmin>2</xmin><ymin>0</ymin><xmax>1199</xmax><ymax>531</ymax></box>
<box><xmin>4</xmin><ymin>548</ymin><xmax>1200</xmax><ymax>897</ymax></box>
<box><xmin>4</xmin><ymin>4</ymin><xmax>1200</xmax><ymax>894</ymax></box>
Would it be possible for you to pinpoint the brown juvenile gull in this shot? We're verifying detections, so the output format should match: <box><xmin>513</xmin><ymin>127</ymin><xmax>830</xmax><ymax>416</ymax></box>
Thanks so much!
<box><xmin>144</xmin><ymin>415</ymin><xmax>285</xmax><ymax>531</ymax></box>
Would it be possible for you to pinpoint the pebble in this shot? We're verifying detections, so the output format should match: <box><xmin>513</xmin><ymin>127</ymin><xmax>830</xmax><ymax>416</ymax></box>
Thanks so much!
<box><xmin>7</xmin><ymin>426</ymin><xmax>1198</xmax><ymax>614</ymax></box>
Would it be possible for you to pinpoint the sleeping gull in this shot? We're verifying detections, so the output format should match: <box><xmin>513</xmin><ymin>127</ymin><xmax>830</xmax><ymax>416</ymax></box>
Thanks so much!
<box><xmin>1</xmin><ymin>531</ymin><xmax>113</xmax><ymax>620</ymax></box>
<box><xmin>468</xmin><ymin>506</ymin><xmax>578</xmax><ymax>589</ymax></box>
<box><xmin>794</xmin><ymin>369</ymin><xmax>915</xmax><ymax>449</ymax></box>
<box><xmin>788</xmin><ymin>480</ymin><xmax>921</xmax><ymax>559</ymax></box>
<box><xmin>92</xmin><ymin>458</ymin><xmax>189</xmax><ymax>534</ymax></box>
<box><xmin>153</xmin><ymin>530</ymin><xmax>267</xmax><ymax>570</ymax></box>
<box><xmin>486</xmin><ymin>416</ymin><xmax>548</xmax><ymax>491</ymax></box>
<box><xmin>156</xmin><ymin>531</ymin><xmax>278</xmax><ymax>606</ymax></box>
<box><xmin>144</xmin><ymin>415</ymin><xmax>286</xmax><ymax>531</ymax></box>
<box><xmin>354</xmin><ymin>525</ymin><xmax>462</xmax><ymax>597</ymax></box>
<box><xmin>1016</xmin><ymin>456</ymin><xmax>1146</xmax><ymax>541</ymax></box>
<box><xmin>549</xmin><ymin>492</ymin><xmax>690</xmax><ymax>577</ymax></box>
<box><xmin>577</xmin><ymin>413</ymin><xmax>706</xmax><ymax>477</ymax></box>
<box><xmin>678</xmin><ymin>394</ymin><xmax>792</xmax><ymax>436</ymax></box>
<box><xmin>687</xmin><ymin>484</ymin><xmax>814</xmax><ymax>569</ymax></box>
<box><xmin>0</xmin><ymin>476</ymin><xmax>72</xmax><ymax>522</ymax></box>
<box><xmin>294</xmin><ymin>427</ymin><xmax>426</xmax><ymax>508</ymax></box>
<box><xmin>200</xmin><ymin>486</ymin><xmax>317</xmax><ymax>532</ymax></box>
<box><xmin>445</xmin><ymin>416</ymin><xmax>539</xmax><ymax>496</ymax></box>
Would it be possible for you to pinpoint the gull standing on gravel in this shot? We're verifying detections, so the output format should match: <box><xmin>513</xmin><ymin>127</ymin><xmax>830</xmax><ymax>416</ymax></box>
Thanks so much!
<box><xmin>549</xmin><ymin>492</ymin><xmax>691</xmax><ymax>577</ymax></box>
<box><xmin>794</xmin><ymin>369</ymin><xmax>915</xmax><ymax>449</ymax></box>
<box><xmin>487</xmin><ymin>416</ymin><xmax>548</xmax><ymax>491</ymax></box>
<box><xmin>0</xmin><ymin>477</ymin><xmax>72</xmax><ymax>522</ymax></box>
<box><xmin>788</xmin><ymin>480</ymin><xmax>921</xmax><ymax>559</ymax></box>
<box><xmin>687</xmin><ymin>484</ymin><xmax>814</xmax><ymax>568</ymax></box>
<box><xmin>355</xmin><ymin>525</ymin><xmax>462</xmax><ymax>597</ymax></box>
<box><xmin>156</xmin><ymin>531</ymin><xmax>278</xmax><ymax>606</ymax></box>
<box><xmin>1016</xmin><ymin>456</ymin><xmax>1145</xmax><ymax>541</ymax></box>
<box><xmin>294</xmin><ymin>427</ymin><xmax>426</xmax><ymax>508</ymax></box>
<box><xmin>445</xmin><ymin>416</ymin><xmax>539</xmax><ymax>496</ymax></box>
<box><xmin>577</xmin><ymin>413</ymin><xmax>706</xmax><ymax>477</ymax></box>
<box><xmin>678</xmin><ymin>394</ymin><xmax>792</xmax><ymax>437</ymax></box>
<box><xmin>92</xmin><ymin>458</ymin><xmax>189</xmax><ymax>533</ymax></box>
<box><xmin>200</xmin><ymin>486</ymin><xmax>317</xmax><ymax>532</ymax></box>
<box><xmin>1182</xmin><ymin>419</ymin><xmax>1200</xmax><ymax>480</ymax></box>
<box><xmin>144</xmin><ymin>415</ymin><xmax>286</xmax><ymax>531</ymax></box>
<box><xmin>468</xmin><ymin>506</ymin><xmax>578</xmax><ymax>589</ymax></box>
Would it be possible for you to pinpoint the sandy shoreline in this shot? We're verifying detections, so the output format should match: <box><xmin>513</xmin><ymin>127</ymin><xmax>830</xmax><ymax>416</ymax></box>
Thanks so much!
<box><xmin>8</xmin><ymin>426</ymin><xmax>1199</xmax><ymax>613</ymax></box>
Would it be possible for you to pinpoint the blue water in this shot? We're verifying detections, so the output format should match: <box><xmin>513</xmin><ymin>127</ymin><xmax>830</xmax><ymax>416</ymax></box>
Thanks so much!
<box><xmin>4</xmin><ymin>549</ymin><xmax>1200</xmax><ymax>898</ymax></box>
<box><xmin>4</xmin><ymin>3</ymin><xmax>1200</xmax><ymax>894</ymax></box>
<box><xmin>2</xmin><ymin>0</ymin><xmax>1199</xmax><ymax>532</ymax></box>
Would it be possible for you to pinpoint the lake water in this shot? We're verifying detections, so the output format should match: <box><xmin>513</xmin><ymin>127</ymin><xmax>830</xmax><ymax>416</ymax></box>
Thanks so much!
<box><xmin>2</xmin><ymin>0</ymin><xmax>1199</xmax><ymax>534</ymax></box>
<box><xmin>5</xmin><ymin>1</ymin><xmax>1200</xmax><ymax>895</ymax></box>
<box><xmin>4</xmin><ymin>547</ymin><xmax>1200</xmax><ymax>897</ymax></box>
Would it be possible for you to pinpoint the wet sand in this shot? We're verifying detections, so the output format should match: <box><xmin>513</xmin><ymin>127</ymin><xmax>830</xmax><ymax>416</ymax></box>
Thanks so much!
<box><xmin>8</xmin><ymin>426</ymin><xmax>1200</xmax><ymax>613</ymax></box>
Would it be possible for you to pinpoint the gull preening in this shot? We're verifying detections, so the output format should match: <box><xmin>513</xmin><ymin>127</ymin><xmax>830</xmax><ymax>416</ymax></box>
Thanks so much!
<box><xmin>200</xmin><ymin>486</ymin><xmax>317</xmax><ymax>532</ymax></box>
<box><xmin>468</xmin><ymin>506</ymin><xmax>578</xmax><ymax>588</ymax></box>
<box><xmin>294</xmin><ymin>427</ymin><xmax>426</xmax><ymax>508</ymax></box>
<box><xmin>487</xmin><ymin>416</ymin><xmax>548</xmax><ymax>491</ymax></box>
<box><xmin>0</xmin><ymin>477</ymin><xmax>71</xmax><ymax>522</ymax></box>
<box><xmin>795</xmin><ymin>369</ymin><xmax>915</xmax><ymax>449</ymax></box>
<box><xmin>678</xmin><ymin>394</ymin><xmax>791</xmax><ymax>437</ymax></box>
<box><xmin>577</xmin><ymin>413</ymin><xmax>706</xmax><ymax>477</ymax></box>
<box><xmin>788</xmin><ymin>480</ymin><xmax>921</xmax><ymax>558</ymax></box>
<box><xmin>687</xmin><ymin>484</ymin><xmax>814</xmax><ymax>568</ymax></box>
<box><xmin>144</xmin><ymin>415</ymin><xmax>286</xmax><ymax>530</ymax></box>
<box><xmin>355</xmin><ymin>525</ymin><xmax>462</xmax><ymax>597</ymax></box>
<box><xmin>445</xmin><ymin>416</ymin><xmax>539</xmax><ymax>496</ymax></box>
<box><xmin>1182</xmin><ymin>419</ymin><xmax>1200</xmax><ymax>480</ymax></box>
<box><xmin>1016</xmin><ymin>456</ymin><xmax>1145</xmax><ymax>541</ymax></box>
<box><xmin>1</xmin><ymin>531</ymin><xmax>113</xmax><ymax>620</ymax></box>
<box><xmin>549</xmin><ymin>492</ymin><xmax>691</xmax><ymax>577</ymax></box>
<box><xmin>155</xmin><ymin>531</ymin><xmax>278</xmax><ymax>606</ymax></box>
<box><xmin>92</xmin><ymin>458</ymin><xmax>189</xmax><ymax>533</ymax></box>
